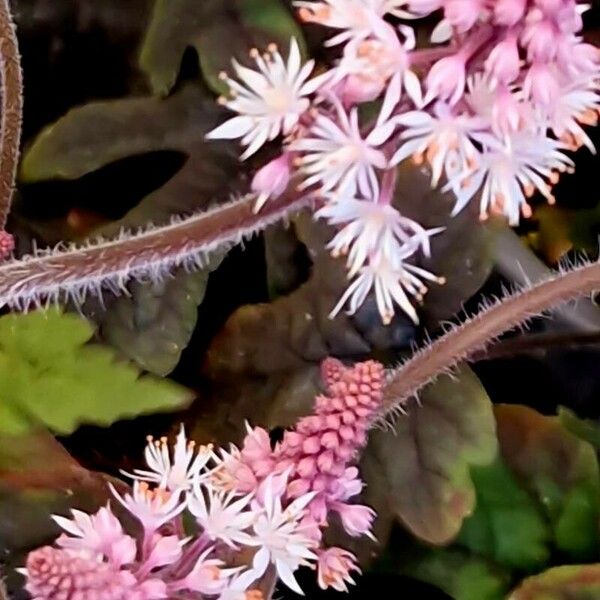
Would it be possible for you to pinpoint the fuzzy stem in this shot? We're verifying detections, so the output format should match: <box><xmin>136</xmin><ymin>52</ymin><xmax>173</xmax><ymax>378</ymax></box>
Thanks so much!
<box><xmin>0</xmin><ymin>191</ymin><xmax>311</xmax><ymax>309</ymax></box>
<box><xmin>0</xmin><ymin>0</ymin><xmax>22</xmax><ymax>229</ymax></box>
<box><xmin>382</xmin><ymin>259</ymin><xmax>600</xmax><ymax>414</ymax></box>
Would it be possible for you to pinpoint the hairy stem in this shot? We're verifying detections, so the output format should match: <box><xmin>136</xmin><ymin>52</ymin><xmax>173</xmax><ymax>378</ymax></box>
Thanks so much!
<box><xmin>0</xmin><ymin>191</ymin><xmax>311</xmax><ymax>309</ymax></box>
<box><xmin>382</xmin><ymin>259</ymin><xmax>600</xmax><ymax>413</ymax></box>
<box><xmin>494</xmin><ymin>226</ymin><xmax>600</xmax><ymax>332</ymax></box>
<box><xmin>0</xmin><ymin>0</ymin><xmax>22</xmax><ymax>228</ymax></box>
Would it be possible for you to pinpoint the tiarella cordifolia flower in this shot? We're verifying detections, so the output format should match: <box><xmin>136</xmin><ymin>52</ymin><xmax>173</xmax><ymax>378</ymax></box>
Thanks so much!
<box><xmin>332</xmin><ymin>251</ymin><xmax>443</xmax><ymax>324</ymax></box>
<box><xmin>251</xmin><ymin>153</ymin><xmax>293</xmax><ymax>212</ymax></box>
<box><xmin>22</xmin><ymin>547</ymin><xmax>167</xmax><ymax>600</ymax></box>
<box><xmin>124</xmin><ymin>424</ymin><xmax>213</xmax><ymax>492</ymax></box>
<box><xmin>206</xmin><ymin>38</ymin><xmax>325</xmax><ymax>159</ymax></box>
<box><xmin>545</xmin><ymin>77</ymin><xmax>600</xmax><ymax>152</ymax></box>
<box><xmin>317</xmin><ymin>547</ymin><xmax>360</xmax><ymax>592</ymax></box>
<box><xmin>110</xmin><ymin>480</ymin><xmax>185</xmax><ymax>533</ymax></box>
<box><xmin>217</xmin><ymin>570</ymin><xmax>263</xmax><ymax>600</ymax></box>
<box><xmin>52</xmin><ymin>506</ymin><xmax>136</xmax><ymax>568</ymax></box>
<box><xmin>24</xmin><ymin>356</ymin><xmax>385</xmax><ymax>598</ymax></box>
<box><xmin>292</xmin><ymin>101</ymin><xmax>392</xmax><ymax>198</ymax></box>
<box><xmin>448</xmin><ymin>132</ymin><xmax>574</xmax><ymax>224</ymax></box>
<box><xmin>390</xmin><ymin>104</ymin><xmax>484</xmax><ymax>188</ymax></box>
<box><xmin>245</xmin><ymin>475</ymin><xmax>318</xmax><ymax>595</ymax></box>
<box><xmin>277</xmin><ymin>359</ymin><xmax>384</xmax><ymax>525</ymax></box>
<box><xmin>178</xmin><ymin>547</ymin><xmax>239</xmax><ymax>595</ymax></box>
<box><xmin>316</xmin><ymin>196</ymin><xmax>439</xmax><ymax>277</ymax></box>
<box><xmin>332</xmin><ymin>19</ymin><xmax>422</xmax><ymax>111</ymax></box>
<box><xmin>188</xmin><ymin>484</ymin><xmax>255</xmax><ymax>548</ymax></box>
<box><xmin>0</xmin><ymin>230</ymin><xmax>14</xmax><ymax>259</ymax></box>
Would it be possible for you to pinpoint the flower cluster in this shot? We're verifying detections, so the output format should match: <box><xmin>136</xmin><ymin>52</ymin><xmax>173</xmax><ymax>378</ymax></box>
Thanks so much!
<box><xmin>21</xmin><ymin>359</ymin><xmax>383</xmax><ymax>599</ymax></box>
<box><xmin>206</xmin><ymin>0</ymin><xmax>599</xmax><ymax>325</ymax></box>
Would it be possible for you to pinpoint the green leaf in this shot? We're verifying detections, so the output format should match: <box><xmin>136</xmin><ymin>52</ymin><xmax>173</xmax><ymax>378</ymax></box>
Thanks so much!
<box><xmin>20</xmin><ymin>85</ymin><xmax>239</xmax><ymax>234</ymax></box>
<box><xmin>509</xmin><ymin>564</ymin><xmax>600</xmax><ymax>600</ymax></box>
<box><xmin>495</xmin><ymin>404</ymin><xmax>600</xmax><ymax>561</ymax></box>
<box><xmin>399</xmin><ymin>547</ymin><xmax>510</xmax><ymax>600</ymax></box>
<box><xmin>0</xmin><ymin>310</ymin><xmax>192</xmax><ymax>434</ymax></box>
<box><xmin>458</xmin><ymin>458</ymin><xmax>551</xmax><ymax>571</ymax></box>
<box><xmin>140</xmin><ymin>0</ymin><xmax>305</xmax><ymax>95</ymax></box>
<box><xmin>558</xmin><ymin>406</ymin><xmax>600</xmax><ymax>450</ymax></box>
<box><xmin>20</xmin><ymin>85</ymin><xmax>240</xmax><ymax>372</ymax></box>
<box><xmin>365</xmin><ymin>366</ymin><xmax>498</xmax><ymax>545</ymax></box>
<box><xmin>96</xmin><ymin>258</ymin><xmax>224</xmax><ymax>375</ymax></box>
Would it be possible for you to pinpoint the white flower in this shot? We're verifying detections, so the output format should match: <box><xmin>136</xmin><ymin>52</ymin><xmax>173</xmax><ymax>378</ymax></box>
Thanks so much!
<box><xmin>217</xmin><ymin>570</ymin><xmax>260</xmax><ymax>600</ymax></box>
<box><xmin>447</xmin><ymin>132</ymin><xmax>574</xmax><ymax>225</ymax></box>
<box><xmin>544</xmin><ymin>77</ymin><xmax>600</xmax><ymax>153</ymax></box>
<box><xmin>188</xmin><ymin>483</ymin><xmax>255</xmax><ymax>548</ymax></box>
<box><xmin>206</xmin><ymin>38</ymin><xmax>326</xmax><ymax>159</ymax></box>
<box><xmin>333</xmin><ymin>20</ymin><xmax>422</xmax><ymax>115</ymax></box>
<box><xmin>316</xmin><ymin>197</ymin><xmax>440</xmax><ymax>277</ymax></box>
<box><xmin>295</xmin><ymin>0</ymin><xmax>386</xmax><ymax>46</ymax></box>
<box><xmin>390</xmin><ymin>103</ymin><xmax>485</xmax><ymax>188</ymax></box>
<box><xmin>110</xmin><ymin>481</ymin><xmax>186</xmax><ymax>533</ymax></box>
<box><xmin>292</xmin><ymin>102</ymin><xmax>392</xmax><ymax>198</ymax></box>
<box><xmin>122</xmin><ymin>425</ymin><xmax>213</xmax><ymax>492</ymax></box>
<box><xmin>245</xmin><ymin>475</ymin><xmax>318</xmax><ymax>595</ymax></box>
<box><xmin>331</xmin><ymin>251</ymin><xmax>443</xmax><ymax>324</ymax></box>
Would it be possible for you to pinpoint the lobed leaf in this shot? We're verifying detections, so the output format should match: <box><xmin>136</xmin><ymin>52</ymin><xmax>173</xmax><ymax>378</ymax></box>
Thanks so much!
<box><xmin>0</xmin><ymin>310</ymin><xmax>193</xmax><ymax>435</ymax></box>
<box><xmin>367</xmin><ymin>366</ymin><xmax>498</xmax><ymax>545</ymax></box>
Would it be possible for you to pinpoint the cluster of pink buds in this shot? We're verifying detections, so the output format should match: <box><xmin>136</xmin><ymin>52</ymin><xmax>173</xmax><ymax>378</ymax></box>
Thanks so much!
<box><xmin>206</xmin><ymin>0</ymin><xmax>599</xmax><ymax>325</ymax></box>
<box><xmin>21</xmin><ymin>359</ymin><xmax>383</xmax><ymax>599</ymax></box>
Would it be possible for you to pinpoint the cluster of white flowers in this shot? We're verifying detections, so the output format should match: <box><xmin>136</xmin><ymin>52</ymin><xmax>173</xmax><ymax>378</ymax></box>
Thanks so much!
<box><xmin>207</xmin><ymin>0</ymin><xmax>600</xmax><ymax>324</ymax></box>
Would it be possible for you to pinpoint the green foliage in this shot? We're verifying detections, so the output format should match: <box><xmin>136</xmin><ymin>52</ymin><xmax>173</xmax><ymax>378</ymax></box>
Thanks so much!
<box><xmin>0</xmin><ymin>310</ymin><xmax>192</xmax><ymax>435</ymax></box>
<box><xmin>458</xmin><ymin>458</ymin><xmax>551</xmax><ymax>571</ymax></box>
<box><xmin>509</xmin><ymin>564</ymin><xmax>600</xmax><ymax>599</ymax></box>
<box><xmin>365</xmin><ymin>366</ymin><xmax>498</xmax><ymax>545</ymax></box>
<box><xmin>558</xmin><ymin>406</ymin><xmax>600</xmax><ymax>451</ymax></box>
<box><xmin>400</xmin><ymin>548</ymin><xmax>510</xmax><ymax>600</ymax></box>
<box><xmin>20</xmin><ymin>85</ymin><xmax>240</xmax><ymax>373</ymax></box>
<box><xmin>97</xmin><ymin>258</ymin><xmax>224</xmax><ymax>375</ymax></box>
<box><xmin>495</xmin><ymin>404</ymin><xmax>600</xmax><ymax>562</ymax></box>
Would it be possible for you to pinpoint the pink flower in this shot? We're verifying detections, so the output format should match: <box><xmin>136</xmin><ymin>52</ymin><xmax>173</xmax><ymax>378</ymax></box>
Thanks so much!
<box><xmin>523</xmin><ymin>62</ymin><xmax>560</xmax><ymax>107</ymax></box>
<box><xmin>53</xmin><ymin>506</ymin><xmax>136</xmax><ymax>568</ymax></box>
<box><xmin>251</xmin><ymin>154</ymin><xmax>292</xmax><ymax>213</ymax></box>
<box><xmin>425</xmin><ymin>54</ymin><xmax>467</xmax><ymax>105</ymax></box>
<box><xmin>333</xmin><ymin>503</ymin><xmax>377</xmax><ymax>538</ymax></box>
<box><xmin>0</xmin><ymin>231</ymin><xmax>14</xmax><ymax>259</ymax></box>
<box><xmin>317</xmin><ymin>547</ymin><xmax>360</xmax><ymax>592</ymax></box>
<box><xmin>22</xmin><ymin>547</ymin><xmax>166</xmax><ymax>600</ymax></box>
<box><xmin>444</xmin><ymin>0</ymin><xmax>485</xmax><ymax>32</ymax></box>
<box><xmin>521</xmin><ymin>17</ymin><xmax>558</xmax><ymax>62</ymax></box>
<box><xmin>180</xmin><ymin>547</ymin><xmax>236</xmax><ymax>596</ymax></box>
<box><xmin>492</xmin><ymin>0</ymin><xmax>527</xmax><ymax>26</ymax></box>
<box><xmin>485</xmin><ymin>35</ymin><xmax>521</xmax><ymax>86</ymax></box>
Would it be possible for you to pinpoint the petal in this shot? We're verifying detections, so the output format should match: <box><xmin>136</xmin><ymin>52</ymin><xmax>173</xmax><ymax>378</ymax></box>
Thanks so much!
<box><xmin>206</xmin><ymin>116</ymin><xmax>254</xmax><ymax>140</ymax></box>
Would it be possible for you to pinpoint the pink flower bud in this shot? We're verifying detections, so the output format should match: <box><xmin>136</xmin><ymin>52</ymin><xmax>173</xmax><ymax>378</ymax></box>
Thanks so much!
<box><xmin>485</xmin><ymin>36</ymin><xmax>521</xmax><ymax>85</ymax></box>
<box><xmin>493</xmin><ymin>0</ymin><xmax>527</xmax><ymax>26</ymax></box>
<box><xmin>317</xmin><ymin>548</ymin><xmax>359</xmax><ymax>592</ymax></box>
<box><xmin>444</xmin><ymin>0</ymin><xmax>483</xmax><ymax>32</ymax></box>
<box><xmin>0</xmin><ymin>231</ymin><xmax>14</xmax><ymax>259</ymax></box>
<box><xmin>523</xmin><ymin>62</ymin><xmax>560</xmax><ymax>106</ymax></box>
<box><xmin>425</xmin><ymin>54</ymin><xmax>467</xmax><ymax>105</ymax></box>
<box><xmin>335</xmin><ymin>503</ymin><xmax>376</xmax><ymax>537</ymax></box>
<box><xmin>522</xmin><ymin>18</ymin><xmax>558</xmax><ymax>62</ymax></box>
<box><xmin>251</xmin><ymin>153</ymin><xmax>292</xmax><ymax>212</ymax></box>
